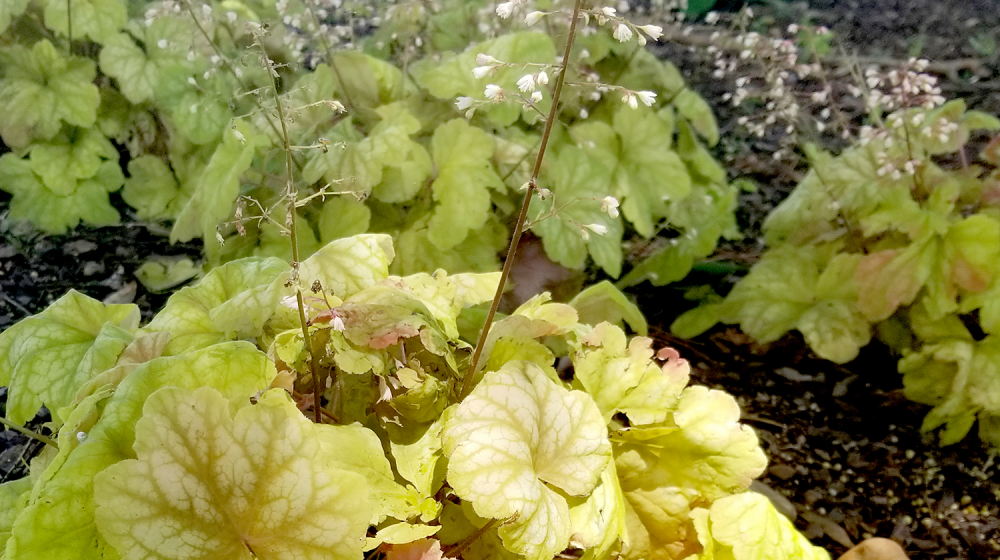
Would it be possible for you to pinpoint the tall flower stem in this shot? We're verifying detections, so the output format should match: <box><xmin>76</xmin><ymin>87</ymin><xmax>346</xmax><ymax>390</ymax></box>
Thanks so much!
<box><xmin>259</xmin><ymin>37</ymin><xmax>325</xmax><ymax>424</ymax></box>
<box><xmin>461</xmin><ymin>0</ymin><xmax>585</xmax><ymax>399</ymax></box>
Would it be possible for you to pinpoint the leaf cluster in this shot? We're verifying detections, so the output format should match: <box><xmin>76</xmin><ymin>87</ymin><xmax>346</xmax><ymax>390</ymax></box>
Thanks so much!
<box><xmin>0</xmin><ymin>234</ymin><xmax>828</xmax><ymax>560</ymax></box>
<box><xmin>0</xmin><ymin>0</ymin><xmax>737</xmax><ymax>287</ymax></box>
<box><xmin>674</xmin><ymin>100</ymin><xmax>1000</xmax><ymax>447</ymax></box>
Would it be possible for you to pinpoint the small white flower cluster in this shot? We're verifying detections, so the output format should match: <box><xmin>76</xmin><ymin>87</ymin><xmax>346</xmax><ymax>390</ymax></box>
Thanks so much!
<box><xmin>517</xmin><ymin>71</ymin><xmax>549</xmax><ymax>93</ymax></box>
<box><xmin>495</xmin><ymin>0</ymin><xmax>529</xmax><ymax>19</ymax></box>
<box><xmin>710</xmin><ymin>15</ymin><xmax>828</xmax><ymax>150</ymax></box>
<box><xmin>857</xmin><ymin>111</ymin><xmax>961</xmax><ymax>180</ymax></box>
<box><xmin>620</xmin><ymin>89</ymin><xmax>657</xmax><ymax>109</ymax></box>
<box><xmin>863</xmin><ymin>59</ymin><xmax>946</xmax><ymax>112</ymax></box>
<box><xmin>582</xmin><ymin>6</ymin><xmax>663</xmax><ymax>46</ymax></box>
<box><xmin>580</xmin><ymin>222</ymin><xmax>608</xmax><ymax>241</ymax></box>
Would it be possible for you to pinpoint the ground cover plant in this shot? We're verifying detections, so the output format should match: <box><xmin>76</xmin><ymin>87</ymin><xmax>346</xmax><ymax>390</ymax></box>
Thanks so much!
<box><xmin>651</xmin><ymin>6</ymin><xmax>1000</xmax><ymax>450</ymax></box>
<box><xmin>0</xmin><ymin>0</ymin><xmax>836</xmax><ymax>559</ymax></box>
<box><xmin>0</xmin><ymin>0</ymin><xmax>739</xmax><ymax>293</ymax></box>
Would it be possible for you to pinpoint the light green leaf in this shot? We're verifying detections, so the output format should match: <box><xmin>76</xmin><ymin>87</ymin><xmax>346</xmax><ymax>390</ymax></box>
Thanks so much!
<box><xmin>0</xmin><ymin>40</ymin><xmax>100</xmax><ymax>147</ymax></box>
<box><xmin>143</xmin><ymin>257</ymin><xmax>290</xmax><ymax>355</ymax></box>
<box><xmin>673</xmin><ymin>88</ymin><xmax>719</xmax><ymax>147</ymax></box>
<box><xmin>570</xmin><ymin>281</ymin><xmax>647</xmax><ymax>336</ymax></box>
<box><xmin>0</xmin><ymin>291</ymin><xmax>139</xmax><ymax>425</ymax></box>
<box><xmin>5</xmin><ymin>342</ymin><xmax>274</xmax><ymax>560</ymax></box>
<box><xmin>443</xmin><ymin>361</ymin><xmax>611</xmax><ymax>560</ymax></box>
<box><xmin>314</xmin><ymin>421</ymin><xmax>419</xmax><ymax>524</ymax></box>
<box><xmin>692</xmin><ymin>492</ymin><xmax>831</xmax><ymax>560</ymax></box>
<box><xmin>94</xmin><ymin>387</ymin><xmax>371</xmax><ymax>560</ymax></box>
<box><xmin>135</xmin><ymin>256</ymin><xmax>202</xmax><ymax>293</ymax></box>
<box><xmin>392</xmin><ymin>215</ymin><xmax>507</xmax><ymax>276</ymax></box>
<box><xmin>319</xmin><ymin>196</ymin><xmax>372</xmax><ymax>241</ymax></box>
<box><xmin>330</xmin><ymin>51</ymin><xmax>404</xmax><ymax>110</ymax></box>
<box><xmin>615</xmin><ymin>386</ymin><xmax>766</xmax><ymax>500</ymax></box>
<box><xmin>99</xmin><ymin>32</ymin><xmax>158</xmax><ymax>103</ymax></box>
<box><xmin>0</xmin><ymin>152</ymin><xmax>123</xmax><ymax>234</ymax></box>
<box><xmin>155</xmin><ymin>63</ymin><xmax>231</xmax><ymax>145</ymax></box>
<box><xmin>365</xmin><ymin>524</ymin><xmax>441</xmax><ymax>551</ymax></box>
<box><xmin>427</xmin><ymin>119</ymin><xmax>503</xmax><ymax>250</ymax></box>
<box><xmin>670</xmin><ymin>301</ymin><xmax>728</xmax><ymax>339</ymax></box>
<box><xmin>171</xmin><ymin>121</ymin><xmax>264</xmax><ymax>243</ymax></box>
<box><xmin>568</xmin><ymin>459</ymin><xmax>628</xmax><ymax>560</ymax></box>
<box><xmin>0</xmin><ymin>0</ymin><xmax>29</xmax><ymax>34</ymax></box>
<box><xmin>612</xmin><ymin>105</ymin><xmax>691</xmax><ymax>238</ymax></box>
<box><xmin>532</xmin><ymin>147</ymin><xmax>624</xmax><ymax>276</ymax></box>
<box><xmin>43</xmin><ymin>0</ymin><xmax>126</xmax><ymax>44</ymax></box>
<box><xmin>574</xmin><ymin>323</ymin><xmax>690</xmax><ymax>425</ymax></box>
<box><xmin>392</xmin><ymin>270</ymin><xmax>501</xmax><ymax>339</ymax></box>
<box><xmin>390</xmin><ymin>418</ymin><xmax>447</xmax><ymax>503</ymax></box>
<box><xmin>411</xmin><ymin>31</ymin><xmax>557</xmax><ymax>126</ymax></box>
<box><xmin>122</xmin><ymin>156</ymin><xmax>185</xmax><ymax>221</ymax></box>
<box><xmin>299</xmin><ymin>234</ymin><xmax>396</xmax><ymax>298</ymax></box>
<box><xmin>797</xmin><ymin>300</ymin><xmax>871</xmax><ymax>364</ymax></box>
<box><xmin>676</xmin><ymin>119</ymin><xmax>726</xmax><ymax>185</ymax></box>
<box><xmin>29</xmin><ymin>127</ymin><xmax>117</xmax><ymax>194</ymax></box>
<box><xmin>0</xmin><ymin>477</ymin><xmax>32</xmax><ymax>551</ymax></box>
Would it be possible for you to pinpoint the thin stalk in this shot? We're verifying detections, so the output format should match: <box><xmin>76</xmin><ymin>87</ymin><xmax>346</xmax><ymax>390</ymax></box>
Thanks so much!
<box><xmin>460</xmin><ymin>0</ymin><xmax>585</xmax><ymax>399</ymax></box>
<box><xmin>66</xmin><ymin>0</ymin><xmax>72</xmax><ymax>51</ymax></box>
<box><xmin>184</xmin><ymin>1</ymin><xmax>291</xmax><ymax>164</ymax></box>
<box><xmin>442</xmin><ymin>519</ymin><xmax>498</xmax><ymax>558</ymax></box>
<box><xmin>0</xmin><ymin>417</ymin><xmax>58</xmax><ymax>450</ymax></box>
<box><xmin>302</xmin><ymin>0</ymin><xmax>356</xmax><ymax>112</ymax></box>
<box><xmin>260</xmin><ymin>42</ymin><xmax>325</xmax><ymax>424</ymax></box>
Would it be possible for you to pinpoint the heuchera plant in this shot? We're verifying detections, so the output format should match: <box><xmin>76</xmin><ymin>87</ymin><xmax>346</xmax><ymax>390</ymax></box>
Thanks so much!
<box><xmin>0</xmin><ymin>0</ymin><xmax>738</xmax><ymax>290</ymax></box>
<box><xmin>674</xmin><ymin>100</ymin><xmax>1000</xmax><ymax>447</ymax></box>
<box><xmin>0</xmin><ymin>234</ymin><xmax>829</xmax><ymax>560</ymax></box>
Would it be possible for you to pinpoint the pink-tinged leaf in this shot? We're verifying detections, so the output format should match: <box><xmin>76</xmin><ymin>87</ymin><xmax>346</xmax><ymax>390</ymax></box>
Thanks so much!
<box><xmin>386</xmin><ymin>539</ymin><xmax>443</xmax><ymax>560</ymax></box>
<box><xmin>855</xmin><ymin>247</ymin><xmax>925</xmax><ymax>322</ymax></box>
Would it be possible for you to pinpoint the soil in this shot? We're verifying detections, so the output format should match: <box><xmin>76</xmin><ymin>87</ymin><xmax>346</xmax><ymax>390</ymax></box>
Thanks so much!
<box><xmin>2</xmin><ymin>0</ymin><xmax>1000</xmax><ymax>558</ymax></box>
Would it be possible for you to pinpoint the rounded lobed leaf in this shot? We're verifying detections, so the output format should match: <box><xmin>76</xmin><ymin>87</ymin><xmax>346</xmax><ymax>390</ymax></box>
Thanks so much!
<box><xmin>443</xmin><ymin>361</ymin><xmax>611</xmax><ymax>560</ymax></box>
<box><xmin>94</xmin><ymin>387</ymin><xmax>372</xmax><ymax>560</ymax></box>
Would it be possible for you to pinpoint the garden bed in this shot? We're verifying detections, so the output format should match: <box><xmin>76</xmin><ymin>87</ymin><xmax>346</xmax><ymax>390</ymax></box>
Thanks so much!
<box><xmin>2</xmin><ymin>0</ymin><xmax>1000</xmax><ymax>558</ymax></box>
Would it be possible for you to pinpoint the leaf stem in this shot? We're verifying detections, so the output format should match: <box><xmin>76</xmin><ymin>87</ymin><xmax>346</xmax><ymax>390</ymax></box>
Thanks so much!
<box><xmin>442</xmin><ymin>518</ymin><xmax>498</xmax><ymax>558</ymax></box>
<box><xmin>259</xmin><ymin>37</ymin><xmax>325</xmax><ymax>424</ymax></box>
<box><xmin>460</xmin><ymin>0</ymin><xmax>585</xmax><ymax>399</ymax></box>
<box><xmin>0</xmin><ymin>416</ymin><xmax>58</xmax><ymax>450</ymax></box>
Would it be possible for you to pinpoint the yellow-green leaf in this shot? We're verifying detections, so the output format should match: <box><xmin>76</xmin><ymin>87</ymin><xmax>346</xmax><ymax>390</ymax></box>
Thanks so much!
<box><xmin>94</xmin><ymin>387</ymin><xmax>372</xmax><ymax>560</ymax></box>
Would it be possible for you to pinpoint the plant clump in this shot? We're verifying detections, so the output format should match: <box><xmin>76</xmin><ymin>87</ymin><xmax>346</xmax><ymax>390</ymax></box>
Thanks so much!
<box><xmin>0</xmin><ymin>234</ymin><xmax>830</xmax><ymax>560</ymax></box>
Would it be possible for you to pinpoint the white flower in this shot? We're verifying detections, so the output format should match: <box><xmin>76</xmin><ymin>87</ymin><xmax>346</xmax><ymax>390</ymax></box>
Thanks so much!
<box><xmin>525</xmin><ymin>11</ymin><xmax>545</xmax><ymax>25</ymax></box>
<box><xmin>332</xmin><ymin>315</ymin><xmax>346</xmax><ymax>332</ymax></box>
<box><xmin>455</xmin><ymin>97</ymin><xmax>474</xmax><ymax>110</ymax></box>
<box><xmin>637</xmin><ymin>24</ymin><xmax>663</xmax><ymax>41</ymax></box>
<box><xmin>705</xmin><ymin>11</ymin><xmax>719</xmax><ymax>24</ymax></box>
<box><xmin>473</xmin><ymin>66</ymin><xmax>493</xmax><ymax>79</ymax></box>
<box><xmin>601</xmin><ymin>7</ymin><xmax>617</xmax><ymax>17</ymax></box>
<box><xmin>476</xmin><ymin>53</ymin><xmax>499</xmax><ymax>65</ymax></box>
<box><xmin>601</xmin><ymin>196</ymin><xmax>619</xmax><ymax>218</ymax></box>
<box><xmin>157</xmin><ymin>39</ymin><xmax>169</xmax><ymax>48</ymax></box>
<box><xmin>536</xmin><ymin>71</ymin><xmax>549</xmax><ymax>85</ymax></box>
<box><xmin>496</xmin><ymin>1</ymin><xmax>515</xmax><ymax>18</ymax></box>
<box><xmin>484</xmin><ymin>84</ymin><xmax>503</xmax><ymax>100</ymax></box>
<box><xmin>787</xmin><ymin>23</ymin><xmax>799</xmax><ymax>34</ymax></box>
<box><xmin>635</xmin><ymin>91</ymin><xmax>656</xmax><ymax>106</ymax></box>
<box><xmin>622</xmin><ymin>92</ymin><xmax>638</xmax><ymax>109</ymax></box>
<box><xmin>613</xmin><ymin>22</ymin><xmax>633</xmax><ymax>42</ymax></box>
<box><xmin>579</xmin><ymin>108</ymin><xmax>589</xmax><ymax>119</ymax></box>
<box><xmin>584</xmin><ymin>223</ymin><xmax>608</xmax><ymax>235</ymax></box>
<box><xmin>530</xmin><ymin>91</ymin><xmax>543</xmax><ymax>103</ymax></box>
<box><xmin>517</xmin><ymin>73</ymin><xmax>536</xmax><ymax>92</ymax></box>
